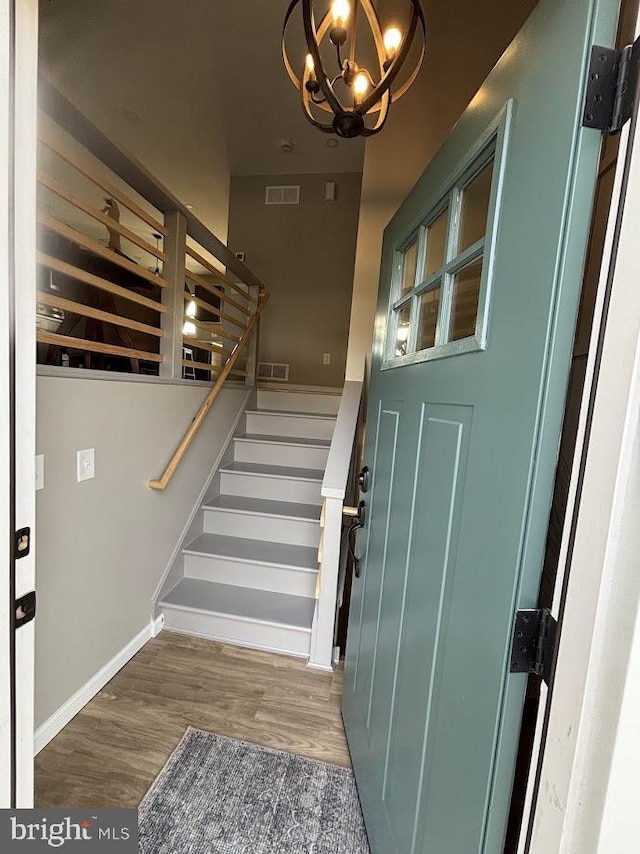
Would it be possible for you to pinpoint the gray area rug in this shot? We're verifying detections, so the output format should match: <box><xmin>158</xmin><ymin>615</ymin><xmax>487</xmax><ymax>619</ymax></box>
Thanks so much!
<box><xmin>139</xmin><ymin>727</ymin><xmax>370</xmax><ymax>853</ymax></box>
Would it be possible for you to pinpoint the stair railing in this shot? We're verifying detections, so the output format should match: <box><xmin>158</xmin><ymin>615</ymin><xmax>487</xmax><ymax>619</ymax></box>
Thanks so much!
<box><xmin>37</xmin><ymin>77</ymin><xmax>267</xmax><ymax>382</ymax></box>
<box><xmin>148</xmin><ymin>290</ymin><xmax>270</xmax><ymax>490</ymax></box>
<box><xmin>309</xmin><ymin>380</ymin><xmax>364</xmax><ymax>670</ymax></box>
<box><xmin>36</xmin><ymin>79</ymin><xmax>270</xmax><ymax>487</ymax></box>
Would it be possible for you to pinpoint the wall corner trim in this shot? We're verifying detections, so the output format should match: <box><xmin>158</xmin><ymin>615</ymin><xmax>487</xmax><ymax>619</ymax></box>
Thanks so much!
<box><xmin>34</xmin><ymin>621</ymin><xmax>156</xmax><ymax>755</ymax></box>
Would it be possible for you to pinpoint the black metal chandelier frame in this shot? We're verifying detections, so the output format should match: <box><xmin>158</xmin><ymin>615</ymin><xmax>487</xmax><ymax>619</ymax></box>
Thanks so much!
<box><xmin>282</xmin><ymin>0</ymin><xmax>426</xmax><ymax>138</ymax></box>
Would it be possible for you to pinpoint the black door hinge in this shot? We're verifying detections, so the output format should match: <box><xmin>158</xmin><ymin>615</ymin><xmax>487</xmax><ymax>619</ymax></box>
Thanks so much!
<box><xmin>15</xmin><ymin>591</ymin><xmax>36</xmax><ymax>629</ymax></box>
<box><xmin>510</xmin><ymin>609</ymin><xmax>558</xmax><ymax>685</ymax></box>
<box><xmin>583</xmin><ymin>38</ymin><xmax>640</xmax><ymax>134</ymax></box>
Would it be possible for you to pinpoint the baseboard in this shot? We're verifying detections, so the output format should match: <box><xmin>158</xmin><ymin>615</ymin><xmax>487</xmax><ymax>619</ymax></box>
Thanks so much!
<box><xmin>34</xmin><ymin>620</ymin><xmax>157</xmax><ymax>755</ymax></box>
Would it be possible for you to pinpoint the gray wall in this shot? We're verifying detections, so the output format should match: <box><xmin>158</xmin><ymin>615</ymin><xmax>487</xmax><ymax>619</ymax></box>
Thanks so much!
<box><xmin>35</xmin><ymin>375</ymin><xmax>248</xmax><ymax>728</ymax></box>
<box><xmin>228</xmin><ymin>173</ymin><xmax>362</xmax><ymax>388</ymax></box>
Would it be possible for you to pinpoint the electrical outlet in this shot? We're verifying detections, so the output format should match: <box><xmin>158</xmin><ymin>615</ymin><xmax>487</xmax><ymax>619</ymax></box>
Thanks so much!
<box><xmin>77</xmin><ymin>448</ymin><xmax>95</xmax><ymax>482</ymax></box>
<box><xmin>35</xmin><ymin>455</ymin><xmax>44</xmax><ymax>491</ymax></box>
<box><xmin>323</xmin><ymin>353</ymin><xmax>331</xmax><ymax>365</ymax></box>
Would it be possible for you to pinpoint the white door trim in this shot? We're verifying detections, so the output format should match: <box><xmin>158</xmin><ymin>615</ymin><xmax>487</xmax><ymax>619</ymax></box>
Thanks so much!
<box><xmin>0</xmin><ymin>0</ymin><xmax>37</xmax><ymax>809</ymax></box>
<box><xmin>527</xmin><ymin>11</ymin><xmax>640</xmax><ymax>852</ymax></box>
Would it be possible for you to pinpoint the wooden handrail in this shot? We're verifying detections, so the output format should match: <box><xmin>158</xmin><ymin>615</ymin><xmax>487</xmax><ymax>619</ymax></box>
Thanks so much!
<box><xmin>149</xmin><ymin>292</ymin><xmax>269</xmax><ymax>490</ymax></box>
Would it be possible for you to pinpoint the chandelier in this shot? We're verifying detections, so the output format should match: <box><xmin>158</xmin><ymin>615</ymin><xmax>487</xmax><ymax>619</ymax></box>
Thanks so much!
<box><xmin>282</xmin><ymin>0</ymin><xmax>426</xmax><ymax>138</ymax></box>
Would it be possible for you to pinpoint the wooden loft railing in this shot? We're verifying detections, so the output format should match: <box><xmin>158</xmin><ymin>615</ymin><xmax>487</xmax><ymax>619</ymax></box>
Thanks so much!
<box><xmin>36</xmin><ymin>78</ymin><xmax>270</xmax><ymax>486</ymax></box>
<box><xmin>37</xmin><ymin>77</ymin><xmax>266</xmax><ymax>379</ymax></box>
<box><xmin>149</xmin><ymin>291</ymin><xmax>270</xmax><ymax>490</ymax></box>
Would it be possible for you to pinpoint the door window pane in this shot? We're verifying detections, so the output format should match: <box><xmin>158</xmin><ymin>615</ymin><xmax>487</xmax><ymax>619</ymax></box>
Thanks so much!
<box><xmin>401</xmin><ymin>241</ymin><xmax>418</xmax><ymax>295</ymax></box>
<box><xmin>423</xmin><ymin>209</ymin><xmax>448</xmax><ymax>278</ymax></box>
<box><xmin>458</xmin><ymin>160</ymin><xmax>494</xmax><ymax>252</ymax></box>
<box><xmin>450</xmin><ymin>259</ymin><xmax>483</xmax><ymax>341</ymax></box>
<box><xmin>394</xmin><ymin>302</ymin><xmax>412</xmax><ymax>357</ymax></box>
<box><xmin>417</xmin><ymin>286</ymin><xmax>441</xmax><ymax>350</ymax></box>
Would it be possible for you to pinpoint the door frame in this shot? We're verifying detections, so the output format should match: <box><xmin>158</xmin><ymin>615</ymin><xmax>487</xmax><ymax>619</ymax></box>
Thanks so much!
<box><xmin>0</xmin><ymin>0</ymin><xmax>37</xmax><ymax>809</ymax></box>
<box><xmin>524</xmin><ymin>8</ymin><xmax>640</xmax><ymax>851</ymax></box>
<box><xmin>4</xmin><ymin>0</ymin><xmax>640</xmax><ymax>836</ymax></box>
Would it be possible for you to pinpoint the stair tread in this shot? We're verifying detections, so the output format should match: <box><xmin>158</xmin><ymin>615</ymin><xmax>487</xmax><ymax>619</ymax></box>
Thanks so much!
<box><xmin>203</xmin><ymin>495</ymin><xmax>321</xmax><ymax>521</ymax></box>
<box><xmin>248</xmin><ymin>409</ymin><xmax>336</xmax><ymax>421</ymax></box>
<box><xmin>161</xmin><ymin>578</ymin><xmax>316</xmax><ymax>629</ymax></box>
<box><xmin>236</xmin><ymin>433</ymin><xmax>331</xmax><ymax>448</ymax></box>
<box><xmin>184</xmin><ymin>533</ymin><xmax>318</xmax><ymax>569</ymax></box>
<box><xmin>220</xmin><ymin>461</ymin><xmax>324</xmax><ymax>481</ymax></box>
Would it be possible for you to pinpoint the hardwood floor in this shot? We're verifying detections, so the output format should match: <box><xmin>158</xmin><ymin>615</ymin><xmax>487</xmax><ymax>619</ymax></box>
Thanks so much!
<box><xmin>35</xmin><ymin>631</ymin><xmax>350</xmax><ymax>808</ymax></box>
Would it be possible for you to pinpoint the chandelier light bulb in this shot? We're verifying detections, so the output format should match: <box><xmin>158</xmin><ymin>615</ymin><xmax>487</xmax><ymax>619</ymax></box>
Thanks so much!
<box><xmin>306</xmin><ymin>53</ymin><xmax>315</xmax><ymax>73</ymax></box>
<box><xmin>353</xmin><ymin>72</ymin><xmax>370</xmax><ymax>98</ymax></box>
<box><xmin>383</xmin><ymin>27</ymin><xmax>402</xmax><ymax>57</ymax></box>
<box><xmin>331</xmin><ymin>0</ymin><xmax>350</xmax><ymax>23</ymax></box>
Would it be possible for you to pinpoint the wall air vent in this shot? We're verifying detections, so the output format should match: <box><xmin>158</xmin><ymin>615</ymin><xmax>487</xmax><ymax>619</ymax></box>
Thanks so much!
<box><xmin>265</xmin><ymin>185</ymin><xmax>300</xmax><ymax>205</ymax></box>
<box><xmin>258</xmin><ymin>362</ymin><xmax>290</xmax><ymax>382</ymax></box>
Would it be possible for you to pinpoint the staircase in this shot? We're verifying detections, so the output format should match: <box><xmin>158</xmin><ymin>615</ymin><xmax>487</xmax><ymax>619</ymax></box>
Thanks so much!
<box><xmin>160</xmin><ymin>389</ymin><xmax>340</xmax><ymax>658</ymax></box>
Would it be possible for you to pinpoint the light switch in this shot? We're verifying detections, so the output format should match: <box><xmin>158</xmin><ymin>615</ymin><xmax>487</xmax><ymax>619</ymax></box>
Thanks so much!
<box><xmin>77</xmin><ymin>448</ymin><xmax>95</xmax><ymax>482</ymax></box>
<box><xmin>323</xmin><ymin>353</ymin><xmax>331</xmax><ymax>365</ymax></box>
<box><xmin>35</xmin><ymin>455</ymin><xmax>44</xmax><ymax>491</ymax></box>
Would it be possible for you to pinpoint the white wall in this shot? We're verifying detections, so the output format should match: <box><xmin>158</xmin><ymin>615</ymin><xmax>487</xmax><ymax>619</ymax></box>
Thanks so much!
<box><xmin>34</xmin><ymin>375</ymin><xmax>247</xmax><ymax>729</ymax></box>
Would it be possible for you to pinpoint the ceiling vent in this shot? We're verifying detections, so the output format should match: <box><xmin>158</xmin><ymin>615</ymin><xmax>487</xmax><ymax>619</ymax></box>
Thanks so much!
<box><xmin>265</xmin><ymin>185</ymin><xmax>300</xmax><ymax>206</ymax></box>
<box><xmin>258</xmin><ymin>362</ymin><xmax>290</xmax><ymax>382</ymax></box>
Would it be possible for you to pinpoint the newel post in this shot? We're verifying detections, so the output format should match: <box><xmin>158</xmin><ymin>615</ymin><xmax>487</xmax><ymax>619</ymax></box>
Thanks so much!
<box><xmin>245</xmin><ymin>284</ymin><xmax>261</xmax><ymax>387</ymax></box>
<box><xmin>159</xmin><ymin>210</ymin><xmax>187</xmax><ymax>379</ymax></box>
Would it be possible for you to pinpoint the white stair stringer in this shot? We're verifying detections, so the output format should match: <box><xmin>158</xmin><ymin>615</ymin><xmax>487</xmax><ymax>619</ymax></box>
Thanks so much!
<box><xmin>159</xmin><ymin>391</ymin><xmax>337</xmax><ymax>659</ymax></box>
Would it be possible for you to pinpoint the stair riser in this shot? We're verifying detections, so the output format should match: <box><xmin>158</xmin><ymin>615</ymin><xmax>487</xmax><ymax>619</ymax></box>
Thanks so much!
<box><xmin>203</xmin><ymin>508</ymin><xmax>321</xmax><ymax>547</ymax></box>
<box><xmin>162</xmin><ymin>607</ymin><xmax>312</xmax><ymax>657</ymax></box>
<box><xmin>257</xmin><ymin>390</ymin><xmax>341</xmax><ymax>415</ymax></box>
<box><xmin>234</xmin><ymin>440</ymin><xmax>329</xmax><ymax>469</ymax></box>
<box><xmin>246</xmin><ymin>412</ymin><xmax>335</xmax><ymax>440</ymax></box>
<box><xmin>220</xmin><ymin>470</ymin><xmax>323</xmax><ymax>504</ymax></box>
<box><xmin>184</xmin><ymin>553</ymin><xmax>317</xmax><ymax>597</ymax></box>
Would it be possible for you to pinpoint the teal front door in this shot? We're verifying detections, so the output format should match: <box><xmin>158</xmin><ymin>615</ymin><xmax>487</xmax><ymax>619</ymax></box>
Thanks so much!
<box><xmin>342</xmin><ymin>0</ymin><xmax>621</xmax><ymax>851</ymax></box>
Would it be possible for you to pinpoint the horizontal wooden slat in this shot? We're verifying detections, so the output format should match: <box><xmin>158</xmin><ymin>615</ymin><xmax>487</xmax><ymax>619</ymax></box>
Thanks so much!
<box><xmin>181</xmin><ymin>359</ymin><xmax>247</xmax><ymax>378</ymax></box>
<box><xmin>37</xmin><ymin>331</ymin><xmax>163</xmax><ymax>362</ymax></box>
<box><xmin>184</xmin><ymin>317</ymin><xmax>241</xmax><ymax>345</ymax></box>
<box><xmin>37</xmin><ymin>291</ymin><xmax>163</xmax><ymax>338</ymax></box>
<box><xmin>182</xmin><ymin>338</ymin><xmax>234</xmax><ymax>360</ymax></box>
<box><xmin>38</xmin><ymin>211</ymin><xmax>167</xmax><ymax>288</ymax></box>
<box><xmin>186</xmin><ymin>244</ymin><xmax>256</xmax><ymax>303</ymax></box>
<box><xmin>38</xmin><ymin>253</ymin><xmax>165</xmax><ymax>314</ymax></box>
<box><xmin>38</xmin><ymin>171</ymin><xmax>166</xmax><ymax>261</ymax></box>
<box><xmin>39</xmin><ymin>123</ymin><xmax>167</xmax><ymax>236</ymax></box>
<box><xmin>184</xmin><ymin>268</ymin><xmax>251</xmax><ymax>316</ymax></box>
<box><xmin>149</xmin><ymin>292</ymin><xmax>270</xmax><ymax>491</ymax></box>
<box><xmin>183</xmin><ymin>291</ymin><xmax>247</xmax><ymax>331</ymax></box>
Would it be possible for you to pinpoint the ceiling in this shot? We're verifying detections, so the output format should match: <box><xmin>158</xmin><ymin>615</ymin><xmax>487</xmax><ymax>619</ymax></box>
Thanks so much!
<box><xmin>38</xmin><ymin>0</ymin><xmax>366</xmax><ymax>178</ymax></box>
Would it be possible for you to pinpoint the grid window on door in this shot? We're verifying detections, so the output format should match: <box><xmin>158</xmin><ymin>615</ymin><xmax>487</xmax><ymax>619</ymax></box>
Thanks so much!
<box><xmin>386</xmin><ymin>146</ymin><xmax>499</xmax><ymax>366</ymax></box>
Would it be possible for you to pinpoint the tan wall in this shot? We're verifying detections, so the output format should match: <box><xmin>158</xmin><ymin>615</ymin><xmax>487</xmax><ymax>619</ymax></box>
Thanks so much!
<box><xmin>228</xmin><ymin>173</ymin><xmax>362</xmax><ymax>388</ymax></box>
<box><xmin>38</xmin><ymin>1</ymin><xmax>231</xmax><ymax>243</ymax></box>
<box><xmin>345</xmin><ymin>0</ymin><xmax>539</xmax><ymax>379</ymax></box>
